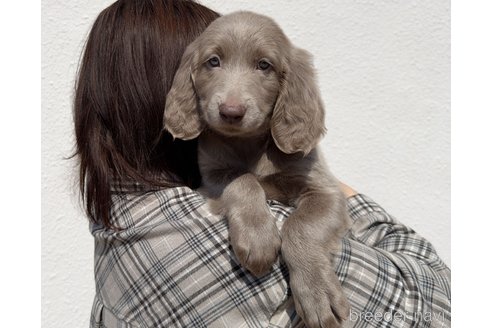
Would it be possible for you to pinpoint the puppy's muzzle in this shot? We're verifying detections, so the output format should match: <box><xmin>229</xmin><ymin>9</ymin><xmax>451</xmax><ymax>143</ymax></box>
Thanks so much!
<box><xmin>219</xmin><ymin>103</ymin><xmax>246</xmax><ymax>124</ymax></box>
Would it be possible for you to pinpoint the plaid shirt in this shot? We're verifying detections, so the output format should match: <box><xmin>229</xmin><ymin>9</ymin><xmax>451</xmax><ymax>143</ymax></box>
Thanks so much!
<box><xmin>90</xmin><ymin>182</ymin><xmax>450</xmax><ymax>328</ymax></box>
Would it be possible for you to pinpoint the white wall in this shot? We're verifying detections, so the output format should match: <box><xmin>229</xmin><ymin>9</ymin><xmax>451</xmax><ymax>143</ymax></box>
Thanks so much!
<box><xmin>42</xmin><ymin>0</ymin><xmax>450</xmax><ymax>326</ymax></box>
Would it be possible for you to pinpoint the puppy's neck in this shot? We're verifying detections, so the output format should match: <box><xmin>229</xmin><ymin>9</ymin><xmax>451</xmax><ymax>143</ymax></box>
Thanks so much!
<box><xmin>204</xmin><ymin>129</ymin><xmax>271</xmax><ymax>150</ymax></box>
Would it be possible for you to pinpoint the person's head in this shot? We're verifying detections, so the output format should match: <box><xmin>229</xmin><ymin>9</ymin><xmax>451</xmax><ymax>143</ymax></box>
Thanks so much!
<box><xmin>74</xmin><ymin>0</ymin><xmax>219</xmax><ymax>228</ymax></box>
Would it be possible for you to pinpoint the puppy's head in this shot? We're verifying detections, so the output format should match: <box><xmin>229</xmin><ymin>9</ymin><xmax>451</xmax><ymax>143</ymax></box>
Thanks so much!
<box><xmin>164</xmin><ymin>11</ymin><xmax>326</xmax><ymax>155</ymax></box>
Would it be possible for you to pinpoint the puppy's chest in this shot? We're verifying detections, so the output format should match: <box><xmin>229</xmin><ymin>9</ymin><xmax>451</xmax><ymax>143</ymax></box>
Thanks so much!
<box><xmin>251</xmin><ymin>151</ymin><xmax>302</xmax><ymax>205</ymax></box>
<box><xmin>251</xmin><ymin>152</ymin><xmax>281</xmax><ymax>178</ymax></box>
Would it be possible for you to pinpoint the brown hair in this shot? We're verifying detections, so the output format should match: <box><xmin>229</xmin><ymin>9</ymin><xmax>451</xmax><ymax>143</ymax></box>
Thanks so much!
<box><xmin>73</xmin><ymin>0</ymin><xmax>219</xmax><ymax>228</ymax></box>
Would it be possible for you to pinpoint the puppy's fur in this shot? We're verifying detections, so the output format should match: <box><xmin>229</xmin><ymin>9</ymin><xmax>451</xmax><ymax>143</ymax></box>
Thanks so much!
<box><xmin>164</xmin><ymin>12</ymin><xmax>351</xmax><ymax>328</ymax></box>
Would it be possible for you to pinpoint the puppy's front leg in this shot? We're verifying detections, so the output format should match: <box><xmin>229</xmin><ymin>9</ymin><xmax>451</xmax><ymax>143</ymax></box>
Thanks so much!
<box><xmin>218</xmin><ymin>173</ymin><xmax>281</xmax><ymax>276</ymax></box>
<box><xmin>281</xmin><ymin>190</ymin><xmax>350</xmax><ymax>328</ymax></box>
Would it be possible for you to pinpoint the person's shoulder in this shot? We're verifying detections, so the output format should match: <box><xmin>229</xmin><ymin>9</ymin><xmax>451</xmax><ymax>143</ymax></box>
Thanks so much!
<box><xmin>100</xmin><ymin>186</ymin><xmax>210</xmax><ymax>233</ymax></box>
<box><xmin>346</xmin><ymin>193</ymin><xmax>386</xmax><ymax>220</ymax></box>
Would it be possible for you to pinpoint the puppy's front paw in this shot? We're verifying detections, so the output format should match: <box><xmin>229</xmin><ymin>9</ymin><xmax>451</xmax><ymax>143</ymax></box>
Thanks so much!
<box><xmin>290</xmin><ymin>267</ymin><xmax>350</xmax><ymax>328</ymax></box>
<box><xmin>229</xmin><ymin>211</ymin><xmax>281</xmax><ymax>277</ymax></box>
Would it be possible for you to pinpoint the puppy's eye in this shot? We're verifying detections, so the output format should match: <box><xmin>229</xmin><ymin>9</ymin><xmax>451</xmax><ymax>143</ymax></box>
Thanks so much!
<box><xmin>207</xmin><ymin>56</ymin><xmax>221</xmax><ymax>68</ymax></box>
<box><xmin>257</xmin><ymin>59</ymin><xmax>271</xmax><ymax>71</ymax></box>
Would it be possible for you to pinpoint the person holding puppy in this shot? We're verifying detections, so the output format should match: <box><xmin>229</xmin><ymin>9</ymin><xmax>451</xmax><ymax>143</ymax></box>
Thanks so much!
<box><xmin>74</xmin><ymin>0</ymin><xmax>450</xmax><ymax>327</ymax></box>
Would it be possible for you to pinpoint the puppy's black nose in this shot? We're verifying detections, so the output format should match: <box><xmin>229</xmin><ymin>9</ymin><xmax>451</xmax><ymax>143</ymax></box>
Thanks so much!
<box><xmin>219</xmin><ymin>104</ymin><xmax>246</xmax><ymax>124</ymax></box>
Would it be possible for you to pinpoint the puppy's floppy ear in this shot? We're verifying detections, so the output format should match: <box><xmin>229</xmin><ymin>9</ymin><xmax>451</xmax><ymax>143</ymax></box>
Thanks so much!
<box><xmin>271</xmin><ymin>47</ymin><xmax>326</xmax><ymax>155</ymax></box>
<box><xmin>164</xmin><ymin>42</ymin><xmax>203</xmax><ymax>140</ymax></box>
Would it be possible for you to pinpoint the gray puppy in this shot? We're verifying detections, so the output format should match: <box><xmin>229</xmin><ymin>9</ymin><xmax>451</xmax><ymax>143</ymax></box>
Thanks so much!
<box><xmin>164</xmin><ymin>11</ymin><xmax>351</xmax><ymax>328</ymax></box>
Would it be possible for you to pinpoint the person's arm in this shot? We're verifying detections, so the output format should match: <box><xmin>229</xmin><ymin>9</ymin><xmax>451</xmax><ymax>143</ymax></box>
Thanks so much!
<box><xmin>343</xmin><ymin>191</ymin><xmax>450</xmax><ymax>327</ymax></box>
<box><xmin>270</xmin><ymin>184</ymin><xmax>451</xmax><ymax>327</ymax></box>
